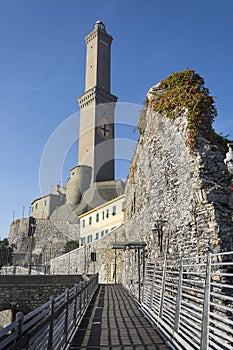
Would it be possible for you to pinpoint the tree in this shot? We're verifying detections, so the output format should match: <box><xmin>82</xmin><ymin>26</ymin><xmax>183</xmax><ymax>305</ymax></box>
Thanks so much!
<box><xmin>0</xmin><ymin>239</ymin><xmax>15</xmax><ymax>268</ymax></box>
<box><xmin>63</xmin><ymin>240</ymin><xmax>78</xmax><ymax>254</ymax></box>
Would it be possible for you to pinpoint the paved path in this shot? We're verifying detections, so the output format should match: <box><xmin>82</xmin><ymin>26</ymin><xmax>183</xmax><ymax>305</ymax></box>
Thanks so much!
<box><xmin>69</xmin><ymin>284</ymin><xmax>170</xmax><ymax>349</ymax></box>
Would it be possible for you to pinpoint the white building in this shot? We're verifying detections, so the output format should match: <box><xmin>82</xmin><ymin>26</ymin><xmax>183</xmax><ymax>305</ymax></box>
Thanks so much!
<box><xmin>31</xmin><ymin>185</ymin><xmax>66</xmax><ymax>219</ymax></box>
<box><xmin>79</xmin><ymin>194</ymin><xmax>124</xmax><ymax>246</ymax></box>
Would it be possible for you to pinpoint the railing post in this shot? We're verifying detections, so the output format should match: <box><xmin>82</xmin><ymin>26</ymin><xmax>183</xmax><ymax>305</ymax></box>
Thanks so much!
<box><xmin>73</xmin><ymin>284</ymin><xmax>78</xmax><ymax>323</ymax></box>
<box><xmin>159</xmin><ymin>257</ymin><xmax>167</xmax><ymax>319</ymax></box>
<box><xmin>47</xmin><ymin>296</ymin><xmax>55</xmax><ymax>350</ymax></box>
<box><xmin>137</xmin><ymin>248</ymin><xmax>141</xmax><ymax>302</ymax></box>
<box><xmin>64</xmin><ymin>288</ymin><xmax>69</xmax><ymax>343</ymax></box>
<box><xmin>174</xmin><ymin>257</ymin><xmax>183</xmax><ymax>333</ymax></box>
<box><xmin>150</xmin><ymin>263</ymin><xmax>157</xmax><ymax>309</ymax></box>
<box><xmin>83</xmin><ymin>282</ymin><xmax>87</xmax><ymax>307</ymax></box>
<box><xmin>79</xmin><ymin>282</ymin><xmax>83</xmax><ymax>312</ymax></box>
<box><xmin>142</xmin><ymin>247</ymin><xmax>146</xmax><ymax>303</ymax></box>
<box><xmin>15</xmin><ymin>311</ymin><xmax>24</xmax><ymax>343</ymax></box>
<box><xmin>200</xmin><ymin>252</ymin><xmax>211</xmax><ymax>350</ymax></box>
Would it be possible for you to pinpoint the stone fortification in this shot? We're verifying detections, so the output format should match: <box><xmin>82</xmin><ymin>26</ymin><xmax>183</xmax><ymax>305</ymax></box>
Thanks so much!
<box><xmin>8</xmin><ymin>218</ymin><xmax>79</xmax><ymax>264</ymax></box>
<box><xmin>0</xmin><ymin>275</ymin><xmax>83</xmax><ymax>312</ymax></box>
<box><xmin>124</xmin><ymin>87</ymin><xmax>233</xmax><ymax>261</ymax></box>
<box><xmin>50</xmin><ymin>226</ymin><xmax>125</xmax><ymax>284</ymax></box>
<box><xmin>49</xmin><ymin>72</ymin><xmax>233</xmax><ymax>285</ymax></box>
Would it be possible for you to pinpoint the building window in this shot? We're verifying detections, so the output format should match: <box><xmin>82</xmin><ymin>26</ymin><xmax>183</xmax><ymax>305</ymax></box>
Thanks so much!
<box><xmin>82</xmin><ymin>220</ymin><xmax>85</xmax><ymax>228</ymax></box>
<box><xmin>89</xmin><ymin>217</ymin><xmax>92</xmax><ymax>225</ymax></box>
<box><xmin>32</xmin><ymin>207</ymin><xmax>33</xmax><ymax>212</ymax></box>
<box><xmin>105</xmin><ymin>229</ymin><xmax>108</xmax><ymax>234</ymax></box>
<box><xmin>96</xmin><ymin>213</ymin><xmax>99</xmax><ymax>222</ymax></box>
<box><xmin>91</xmin><ymin>252</ymin><xmax>96</xmax><ymax>261</ymax></box>
<box><xmin>106</xmin><ymin>209</ymin><xmax>109</xmax><ymax>218</ymax></box>
<box><xmin>101</xmin><ymin>231</ymin><xmax>104</xmax><ymax>237</ymax></box>
<box><xmin>87</xmin><ymin>235</ymin><xmax>92</xmax><ymax>243</ymax></box>
<box><xmin>35</xmin><ymin>203</ymin><xmax>38</xmax><ymax>209</ymax></box>
<box><xmin>112</xmin><ymin>205</ymin><xmax>116</xmax><ymax>216</ymax></box>
<box><xmin>81</xmin><ymin>237</ymin><xmax>86</xmax><ymax>246</ymax></box>
<box><xmin>95</xmin><ymin>232</ymin><xmax>99</xmax><ymax>240</ymax></box>
<box><xmin>102</xmin><ymin>211</ymin><xmax>105</xmax><ymax>220</ymax></box>
<box><xmin>111</xmin><ymin>226</ymin><xmax>116</xmax><ymax>231</ymax></box>
<box><xmin>44</xmin><ymin>200</ymin><xmax>47</xmax><ymax>206</ymax></box>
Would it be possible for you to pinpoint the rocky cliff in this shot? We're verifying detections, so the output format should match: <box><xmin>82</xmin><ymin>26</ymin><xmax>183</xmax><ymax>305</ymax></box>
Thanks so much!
<box><xmin>125</xmin><ymin>70</ymin><xmax>233</xmax><ymax>261</ymax></box>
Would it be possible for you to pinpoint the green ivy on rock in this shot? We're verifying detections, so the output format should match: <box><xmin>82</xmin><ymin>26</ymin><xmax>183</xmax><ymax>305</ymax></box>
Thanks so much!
<box><xmin>141</xmin><ymin>69</ymin><xmax>218</xmax><ymax>151</ymax></box>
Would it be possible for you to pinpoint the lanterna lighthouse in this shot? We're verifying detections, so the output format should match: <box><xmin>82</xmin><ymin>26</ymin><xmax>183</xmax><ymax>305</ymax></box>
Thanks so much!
<box><xmin>15</xmin><ymin>21</ymin><xmax>124</xmax><ymax>224</ymax></box>
<box><xmin>78</xmin><ymin>20</ymin><xmax>117</xmax><ymax>183</ymax></box>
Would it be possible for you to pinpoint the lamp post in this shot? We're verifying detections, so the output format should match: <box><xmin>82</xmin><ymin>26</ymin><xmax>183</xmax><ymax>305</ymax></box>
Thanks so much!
<box><xmin>28</xmin><ymin>222</ymin><xmax>36</xmax><ymax>275</ymax></box>
<box><xmin>111</xmin><ymin>242</ymin><xmax>147</xmax><ymax>302</ymax></box>
<box><xmin>151</xmin><ymin>220</ymin><xmax>168</xmax><ymax>254</ymax></box>
<box><xmin>224</xmin><ymin>143</ymin><xmax>233</xmax><ymax>174</ymax></box>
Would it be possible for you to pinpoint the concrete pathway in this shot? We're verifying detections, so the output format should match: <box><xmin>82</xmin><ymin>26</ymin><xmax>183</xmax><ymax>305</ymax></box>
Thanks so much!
<box><xmin>69</xmin><ymin>284</ymin><xmax>170</xmax><ymax>350</ymax></box>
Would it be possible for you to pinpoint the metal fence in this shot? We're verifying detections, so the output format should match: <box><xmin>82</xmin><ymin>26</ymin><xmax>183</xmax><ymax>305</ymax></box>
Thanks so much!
<box><xmin>0</xmin><ymin>274</ymin><xmax>98</xmax><ymax>350</ymax></box>
<box><xmin>140</xmin><ymin>251</ymin><xmax>233</xmax><ymax>350</ymax></box>
<box><xmin>1</xmin><ymin>265</ymin><xmax>49</xmax><ymax>275</ymax></box>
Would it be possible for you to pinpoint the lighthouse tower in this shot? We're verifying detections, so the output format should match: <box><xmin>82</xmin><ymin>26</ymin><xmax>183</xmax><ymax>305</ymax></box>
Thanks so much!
<box><xmin>78</xmin><ymin>20</ymin><xmax>117</xmax><ymax>183</ymax></box>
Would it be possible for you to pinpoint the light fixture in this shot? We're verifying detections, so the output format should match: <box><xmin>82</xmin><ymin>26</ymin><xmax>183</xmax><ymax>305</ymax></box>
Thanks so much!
<box><xmin>151</xmin><ymin>219</ymin><xmax>168</xmax><ymax>231</ymax></box>
<box><xmin>224</xmin><ymin>143</ymin><xmax>233</xmax><ymax>174</ymax></box>
<box><xmin>151</xmin><ymin>220</ymin><xmax>168</xmax><ymax>252</ymax></box>
<box><xmin>151</xmin><ymin>224</ymin><xmax>159</xmax><ymax>232</ymax></box>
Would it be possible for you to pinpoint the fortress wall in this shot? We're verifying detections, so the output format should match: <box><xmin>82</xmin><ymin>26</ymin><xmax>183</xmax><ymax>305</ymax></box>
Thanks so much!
<box><xmin>124</xmin><ymin>107</ymin><xmax>233</xmax><ymax>261</ymax></box>
<box><xmin>8</xmin><ymin>219</ymin><xmax>80</xmax><ymax>264</ymax></box>
<box><xmin>0</xmin><ymin>275</ymin><xmax>83</xmax><ymax>313</ymax></box>
<box><xmin>50</xmin><ymin>226</ymin><xmax>125</xmax><ymax>284</ymax></box>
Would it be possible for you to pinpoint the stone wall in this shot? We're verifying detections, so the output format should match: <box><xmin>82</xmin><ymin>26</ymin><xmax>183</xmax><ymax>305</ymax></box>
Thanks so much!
<box><xmin>124</xmin><ymin>106</ymin><xmax>233</xmax><ymax>261</ymax></box>
<box><xmin>50</xmin><ymin>226</ymin><xmax>125</xmax><ymax>284</ymax></box>
<box><xmin>8</xmin><ymin>218</ymin><xmax>79</xmax><ymax>264</ymax></box>
<box><xmin>0</xmin><ymin>275</ymin><xmax>83</xmax><ymax>312</ymax></box>
<box><xmin>50</xmin><ymin>97</ymin><xmax>233</xmax><ymax>284</ymax></box>
<box><xmin>0</xmin><ymin>310</ymin><xmax>11</xmax><ymax>330</ymax></box>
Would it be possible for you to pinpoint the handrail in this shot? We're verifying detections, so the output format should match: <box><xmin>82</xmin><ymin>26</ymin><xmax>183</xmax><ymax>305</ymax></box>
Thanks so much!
<box><xmin>125</xmin><ymin>251</ymin><xmax>233</xmax><ymax>350</ymax></box>
<box><xmin>0</xmin><ymin>274</ymin><xmax>98</xmax><ymax>350</ymax></box>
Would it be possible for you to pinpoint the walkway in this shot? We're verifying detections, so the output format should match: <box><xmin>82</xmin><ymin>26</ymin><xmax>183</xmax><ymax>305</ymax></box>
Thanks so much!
<box><xmin>69</xmin><ymin>284</ymin><xmax>170</xmax><ymax>350</ymax></box>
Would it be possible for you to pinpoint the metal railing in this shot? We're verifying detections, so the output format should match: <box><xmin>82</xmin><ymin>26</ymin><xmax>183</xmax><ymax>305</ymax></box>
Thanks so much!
<box><xmin>0</xmin><ymin>274</ymin><xmax>98</xmax><ymax>350</ymax></box>
<box><xmin>140</xmin><ymin>251</ymin><xmax>233</xmax><ymax>350</ymax></box>
<box><xmin>1</xmin><ymin>264</ymin><xmax>49</xmax><ymax>275</ymax></box>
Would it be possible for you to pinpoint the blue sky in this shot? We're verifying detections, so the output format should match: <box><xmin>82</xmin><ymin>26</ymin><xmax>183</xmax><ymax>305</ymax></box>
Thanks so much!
<box><xmin>0</xmin><ymin>0</ymin><xmax>233</xmax><ymax>238</ymax></box>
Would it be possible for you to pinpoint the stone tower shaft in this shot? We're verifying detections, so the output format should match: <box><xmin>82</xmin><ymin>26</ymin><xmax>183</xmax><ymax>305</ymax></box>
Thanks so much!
<box><xmin>85</xmin><ymin>20</ymin><xmax>112</xmax><ymax>92</ymax></box>
<box><xmin>78</xmin><ymin>21</ymin><xmax>117</xmax><ymax>183</ymax></box>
